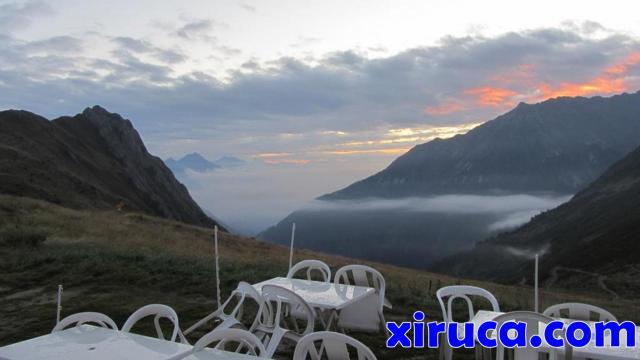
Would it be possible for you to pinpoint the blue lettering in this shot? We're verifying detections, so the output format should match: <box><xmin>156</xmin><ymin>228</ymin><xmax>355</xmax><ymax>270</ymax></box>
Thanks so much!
<box><xmin>413</xmin><ymin>311</ymin><xmax>425</xmax><ymax>348</ymax></box>
<box><xmin>447</xmin><ymin>322</ymin><xmax>475</xmax><ymax>348</ymax></box>
<box><xmin>595</xmin><ymin>321</ymin><xmax>636</xmax><ymax>347</ymax></box>
<box><xmin>427</xmin><ymin>321</ymin><xmax>446</xmax><ymax>348</ymax></box>
<box><xmin>498</xmin><ymin>321</ymin><xmax>527</xmax><ymax>348</ymax></box>
<box><xmin>544</xmin><ymin>321</ymin><xmax>564</xmax><ymax>348</ymax></box>
<box><xmin>477</xmin><ymin>321</ymin><xmax>498</xmax><ymax>348</ymax></box>
<box><xmin>566</xmin><ymin>321</ymin><xmax>591</xmax><ymax>347</ymax></box>
<box><xmin>386</xmin><ymin>321</ymin><xmax>412</xmax><ymax>348</ymax></box>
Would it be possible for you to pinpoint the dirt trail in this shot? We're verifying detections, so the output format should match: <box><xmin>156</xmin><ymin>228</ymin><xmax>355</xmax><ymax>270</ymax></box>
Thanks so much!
<box><xmin>546</xmin><ymin>266</ymin><xmax>619</xmax><ymax>300</ymax></box>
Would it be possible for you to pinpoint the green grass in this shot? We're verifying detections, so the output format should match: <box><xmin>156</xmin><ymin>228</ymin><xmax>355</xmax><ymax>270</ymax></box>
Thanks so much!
<box><xmin>0</xmin><ymin>194</ymin><xmax>638</xmax><ymax>359</ymax></box>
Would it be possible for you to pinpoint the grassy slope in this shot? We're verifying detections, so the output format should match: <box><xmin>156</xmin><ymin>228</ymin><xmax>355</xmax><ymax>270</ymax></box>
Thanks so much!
<box><xmin>1</xmin><ymin>195</ymin><xmax>637</xmax><ymax>359</ymax></box>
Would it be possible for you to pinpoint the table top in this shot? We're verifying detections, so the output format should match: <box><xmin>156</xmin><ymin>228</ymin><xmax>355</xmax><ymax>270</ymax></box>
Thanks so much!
<box><xmin>253</xmin><ymin>277</ymin><xmax>375</xmax><ymax>310</ymax></box>
<box><xmin>0</xmin><ymin>325</ymin><xmax>269</xmax><ymax>360</ymax></box>
<box><xmin>470</xmin><ymin>310</ymin><xmax>640</xmax><ymax>360</ymax></box>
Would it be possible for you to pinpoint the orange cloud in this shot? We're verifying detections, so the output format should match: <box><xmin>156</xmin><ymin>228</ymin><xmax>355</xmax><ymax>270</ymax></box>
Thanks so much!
<box><xmin>463</xmin><ymin>86</ymin><xmax>518</xmax><ymax>107</ymax></box>
<box><xmin>490</xmin><ymin>64</ymin><xmax>536</xmax><ymax>86</ymax></box>
<box><xmin>537</xmin><ymin>51</ymin><xmax>640</xmax><ymax>99</ymax></box>
<box><xmin>605</xmin><ymin>52</ymin><xmax>640</xmax><ymax>75</ymax></box>
<box><xmin>537</xmin><ymin>77</ymin><xmax>626</xmax><ymax>99</ymax></box>
<box><xmin>264</xmin><ymin>159</ymin><xmax>310</xmax><ymax>165</ymax></box>
<box><xmin>425</xmin><ymin>101</ymin><xmax>465</xmax><ymax>115</ymax></box>
<box><xmin>324</xmin><ymin>148</ymin><xmax>410</xmax><ymax>155</ymax></box>
<box><xmin>255</xmin><ymin>152</ymin><xmax>291</xmax><ymax>158</ymax></box>
<box><xmin>426</xmin><ymin>51</ymin><xmax>640</xmax><ymax>116</ymax></box>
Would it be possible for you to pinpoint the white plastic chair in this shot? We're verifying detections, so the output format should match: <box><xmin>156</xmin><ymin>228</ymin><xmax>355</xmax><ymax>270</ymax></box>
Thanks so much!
<box><xmin>287</xmin><ymin>260</ymin><xmax>331</xmax><ymax>282</ymax></box>
<box><xmin>121</xmin><ymin>304</ymin><xmax>188</xmax><ymax>343</ymax></box>
<box><xmin>293</xmin><ymin>331</ymin><xmax>377</xmax><ymax>360</ymax></box>
<box><xmin>333</xmin><ymin>265</ymin><xmax>388</xmax><ymax>332</ymax></box>
<box><xmin>436</xmin><ymin>285</ymin><xmax>500</xmax><ymax>360</ymax></box>
<box><xmin>184</xmin><ymin>282</ymin><xmax>269</xmax><ymax>337</ymax></box>
<box><xmin>543</xmin><ymin>303</ymin><xmax>617</xmax><ymax>322</ymax></box>
<box><xmin>543</xmin><ymin>303</ymin><xmax>614</xmax><ymax>360</ymax></box>
<box><xmin>494</xmin><ymin>311</ymin><xmax>573</xmax><ymax>360</ymax></box>
<box><xmin>52</xmin><ymin>312</ymin><xmax>118</xmax><ymax>333</ymax></box>
<box><xmin>287</xmin><ymin>260</ymin><xmax>332</xmax><ymax>327</ymax></box>
<box><xmin>166</xmin><ymin>329</ymin><xmax>267</xmax><ymax>360</ymax></box>
<box><xmin>253</xmin><ymin>284</ymin><xmax>315</xmax><ymax>357</ymax></box>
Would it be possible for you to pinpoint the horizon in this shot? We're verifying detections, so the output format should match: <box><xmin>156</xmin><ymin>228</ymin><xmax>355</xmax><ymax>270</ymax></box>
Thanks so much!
<box><xmin>2</xmin><ymin>0</ymin><xmax>640</xmax><ymax>233</ymax></box>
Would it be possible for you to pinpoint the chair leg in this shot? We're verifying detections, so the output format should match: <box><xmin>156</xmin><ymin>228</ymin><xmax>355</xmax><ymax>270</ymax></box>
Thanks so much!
<box><xmin>263</xmin><ymin>327</ymin><xmax>289</xmax><ymax>358</ymax></box>
<box><xmin>483</xmin><ymin>347</ymin><xmax>492</xmax><ymax>360</ymax></box>
<box><xmin>439</xmin><ymin>333</ymin><xmax>452</xmax><ymax>360</ymax></box>
<box><xmin>324</xmin><ymin>310</ymin><xmax>338</xmax><ymax>331</ymax></box>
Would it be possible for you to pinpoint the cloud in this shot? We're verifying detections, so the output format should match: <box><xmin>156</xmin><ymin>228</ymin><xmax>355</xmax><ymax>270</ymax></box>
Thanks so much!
<box><xmin>503</xmin><ymin>244</ymin><xmax>550</xmax><ymax>259</ymax></box>
<box><xmin>3</xmin><ymin>25</ymin><xmax>640</xmax><ymax>137</ymax></box>
<box><xmin>464</xmin><ymin>86</ymin><xmax>518</xmax><ymax>107</ymax></box>
<box><xmin>302</xmin><ymin>194</ymin><xmax>571</xmax><ymax>214</ymax></box>
<box><xmin>1</xmin><ymin>24</ymin><xmax>640</xmax><ymax>172</ymax></box>
<box><xmin>174</xmin><ymin>19</ymin><xmax>216</xmax><ymax>41</ymax></box>
<box><xmin>239</xmin><ymin>3</ymin><xmax>256</xmax><ymax>12</ymax></box>
<box><xmin>112</xmin><ymin>36</ymin><xmax>186</xmax><ymax>64</ymax></box>
<box><xmin>0</xmin><ymin>1</ymin><xmax>54</xmax><ymax>34</ymax></box>
<box><xmin>22</xmin><ymin>35</ymin><xmax>83</xmax><ymax>53</ymax></box>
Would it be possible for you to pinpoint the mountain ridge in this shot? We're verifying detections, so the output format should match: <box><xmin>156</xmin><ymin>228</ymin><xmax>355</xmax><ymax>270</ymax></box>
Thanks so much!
<box><xmin>0</xmin><ymin>106</ymin><xmax>223</xmax><ymax>229</ymax></box>
<box><xmin>322</xmin><ymin>91</ymin><xmax>640</xmax><ymax>199</ymax></box>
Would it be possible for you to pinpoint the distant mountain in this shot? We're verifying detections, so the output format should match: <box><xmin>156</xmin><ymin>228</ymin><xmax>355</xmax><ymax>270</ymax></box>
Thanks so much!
<box><xmin>0</xmin><ymin>106</ymin><xmax>223</xmax><ymax>229</ymax></box>
<box><xmin>435</xmin><ymin>144</ymin><xmax>640</xmax><ymax>297</ymax></box>
<box><xmin>165</xmin><ymin>153</ymin><xmax>245</xmax><ymax>174</ymax></box>
<box><xmin>261</xmin><ymin>92</ymin><xmax>640</xmax><ymax>268</ymax></box>
<box><xmin>166</xmin><ymin>153</ymin><xmax>219</xmax><ymax>174</ymax></box>
<box><xmin>324</xmin><ymin>91</ymin><xmax>640</xmax><ymax>199</ymax></box>
<box><xmin>213</xmin><ymin>156</ymin><xmax>246</xmax><ymax>169</ymax></box>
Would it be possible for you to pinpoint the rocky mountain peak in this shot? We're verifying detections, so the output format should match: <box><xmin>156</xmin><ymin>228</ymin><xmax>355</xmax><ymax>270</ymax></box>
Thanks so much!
<box><xmin>80</xmin><ymin>105</ymin><xmax>147</xmax><ymax>160</ymax></box>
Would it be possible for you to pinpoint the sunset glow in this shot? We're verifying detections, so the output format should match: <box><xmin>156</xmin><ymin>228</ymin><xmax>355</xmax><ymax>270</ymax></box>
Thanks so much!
<box><xmin>425</xmin><ymin>101</ymin><xmax>465</xmax><ymax>115</ymax></box>
<box><xmin>464</xmin><ymin>86</ymin><xmax>518</xmax><ymax>107</ymax></box>
<box><xmin>263</xmin><ymin>159</ymin><xmax>311</xmax><ymax>165</ymax></box>
<box><xmin>426</xmin><ymin>51</ymin><xmax>640</xmax><ymax>116</ymax></box>
<box><xmin>323</xmin><ymin>148</ymin><xmax>411</xmax><ymax>156</ymax></box>
<box><xmin>255</xmin><ymin>152</ymin><xmax>292</xmax><ymax>158</ymax></box>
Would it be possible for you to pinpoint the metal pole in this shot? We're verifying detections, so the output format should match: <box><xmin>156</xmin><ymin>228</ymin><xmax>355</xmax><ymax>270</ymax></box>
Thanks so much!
<box><xmin>214</xmin><ymin>226</ymin><xmax>221</xmax><ymax>308</ymax></box>
<box><xmin>288</xmin><ymin>223</ymin><xmax>296</xmax><ymax>270</ymax></box>
<box><xmin>56</xmin><ymin>284</ymin><xmax>63</xmax><ymax>324</ymax></box>
<box><xmin>534</xmin><ymin>254</ymin><xmax>539</xmax><ymax>313</ymax></box>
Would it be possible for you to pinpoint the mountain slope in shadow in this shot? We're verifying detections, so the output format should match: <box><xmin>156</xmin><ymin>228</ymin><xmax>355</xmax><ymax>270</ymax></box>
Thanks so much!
<box><xmin>0</xmin><ymin>106</ymin><xmax>222</xmax><ymax>229</ymax></box>
<box><xmin>436</xmin><ymin>144</ymin><xmax>640</xmax><ymax>297</ymax></box>
<box><xmin>262</xmin><ymin>92</ymin><xmax>640</xmax><ymax>267</ymax></box>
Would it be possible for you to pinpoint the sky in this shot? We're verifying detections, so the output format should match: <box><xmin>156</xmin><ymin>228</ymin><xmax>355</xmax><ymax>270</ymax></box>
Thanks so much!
<box><xmin>1</xmin><ymin>0</ymin><xmax>640</xmax><ymax>233</ymax></box>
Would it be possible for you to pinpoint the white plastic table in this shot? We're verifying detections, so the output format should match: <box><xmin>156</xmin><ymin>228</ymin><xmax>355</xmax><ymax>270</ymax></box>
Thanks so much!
<box><xmin>253</xmin><ymin>277</ymin><xmax>375</xmax><ymax>310</ymax></box>
<box><xmin>470</xmin><ymin>310</ymin><xmax>640</xmax><ymax>360</ymax></box>
<box><xmin>0</xmin><ymin>325</ymin><xmax>270</xmax><ymax>360</ymax></box>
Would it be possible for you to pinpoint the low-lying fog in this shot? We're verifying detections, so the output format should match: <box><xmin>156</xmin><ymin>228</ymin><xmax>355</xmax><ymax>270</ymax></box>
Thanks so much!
<box><xmin>303</xmin><ymin>194</ymin><xmax>572</xmax><ymax>231</ymax></box>
<box><xmin>259</xmin><ymin>193</ymin><xmax>572</xmax><ymax>267</ymax></box>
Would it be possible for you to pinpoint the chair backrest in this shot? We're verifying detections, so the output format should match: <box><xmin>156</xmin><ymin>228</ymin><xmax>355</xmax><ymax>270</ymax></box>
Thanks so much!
<box><xmin>235</xmin><ymin>282</ymin><xmax>271</xmax><ymax>330</ymax></box>
<box><xmin>193</xmin><ymin>328</ymin><xmax>267</xmax><ymax>357</ymax></box>
<box><xmin>493</xmin><ymin>311</ymin><xmax>572</xmax><ymax>360</ymax></box>
<box><xmin>261</xmin><ymin>284</ymin><xmax>315</xmax><ymax>335</ymax></box>
<box><xmin>287</xmin><ymin>260</ymin><xmax>331</xmax><ymax>282</ymax></box>
<box><xmin>293</xmin><ymin>331</ymin><xmax>377</xmax><ymax>360</ymax></box>
<box><xmin>184</xmin><ymin>282</ymin><xmax>269</xmax><ymax>336</ymax></box>
<box><xmin>543</xmin><ymin>303</ymin><xmax>617</xmax><ymax>322</ymax></box>
<box><xmin>436</xmin><ymin>285</ymin><xmax>500</xmax><ymax>322</ymax></box>
<box><xmin>334</xmin><ymin>265</ymin><xmax>386</xmax><ymax>313</ymax></box>
<box><xmin>52</xmin><ymin>312</ymin><xmax>118</xmax><ymax>333</ymax></box>
<box><xmin>121</xmin><ymin>304</ymin><xmax>186</xmax><ymax>343</ymax></box>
